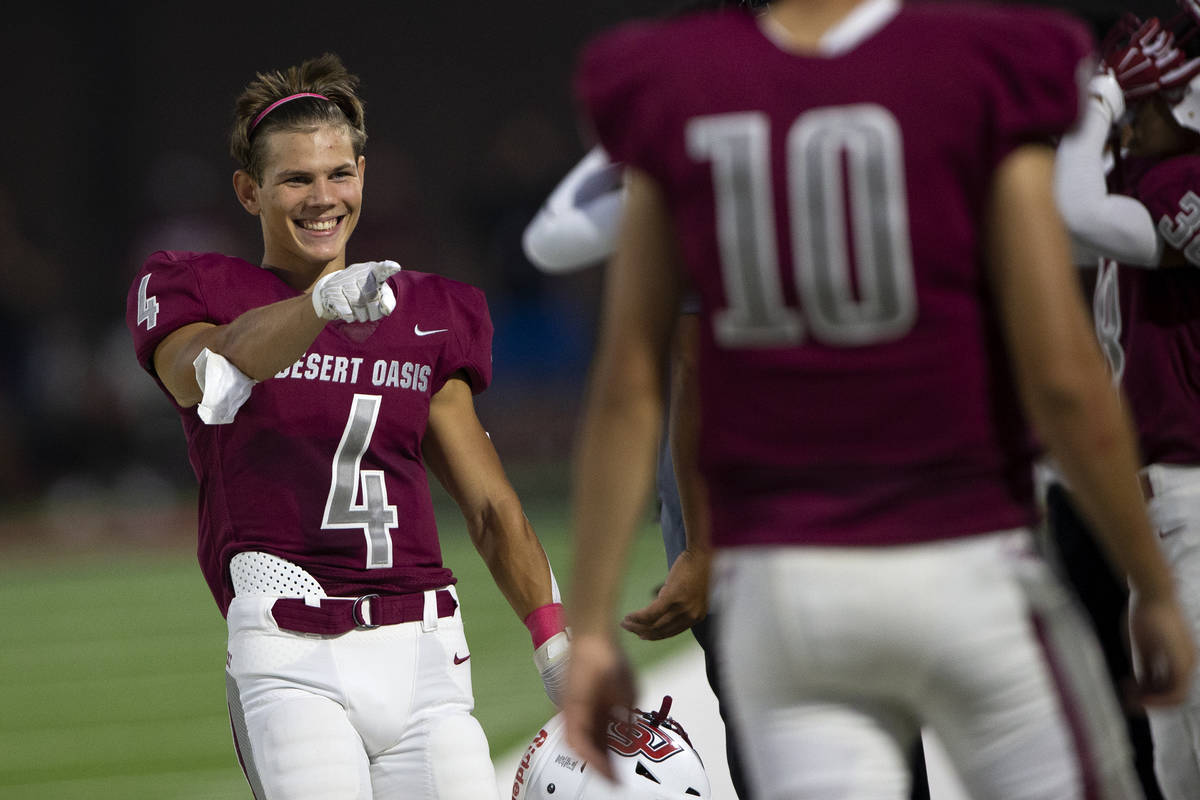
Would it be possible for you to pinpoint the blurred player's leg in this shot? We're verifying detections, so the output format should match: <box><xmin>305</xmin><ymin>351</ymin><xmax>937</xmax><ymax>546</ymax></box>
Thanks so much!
<box><xmin>739</xmin><ymin>698</ymin><xmax>914</xmax><ymax>799</ymax></box>
<box><xmin>908</xmin><ymin>736</ymin><xmax>931</xmax><ymax>800</ymax></box>
<box><xmin>660</xmin><ymin>435</ymin><xmax>749</xmax><ymax>797</ymax></box>
<box><xmin>927</xmin><ymin>544</ymin><xmax>1143</xmax><ymax>800</ymax></box>
<box><xmin>690</xmin><ymin>613</ymin><xmax>750</xmax><ymax>796</ymax></box>
<box><xmin>1044</xmin><ymin>484</ymin><xmax>1163</xmax><ymax>799</ymax></box>
<box><xmin>1138</xmin><ymin>466</ymin><xmax>1200</xmax><ymax>800</ymax></box>
<box><xmin>716</xmin><ymin>534</ymin><xmax>1146</xmax><ymax>800</ymax></box>
<box><xmin>715</xmin><ymin>548</ymin><xmax>934</xmax><ymax>800</ymax></box>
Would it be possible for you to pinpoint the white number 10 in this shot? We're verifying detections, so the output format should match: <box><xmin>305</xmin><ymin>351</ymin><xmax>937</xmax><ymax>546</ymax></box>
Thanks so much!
<box><xmin>687</xmin><ymin>105</ymin><xmax>917</xmax><ymax>348</ymax></box>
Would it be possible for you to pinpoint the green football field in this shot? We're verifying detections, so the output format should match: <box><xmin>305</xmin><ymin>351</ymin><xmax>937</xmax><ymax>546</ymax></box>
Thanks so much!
<box><xmin>0</xmin><ymin>494</ymin><xmax>686</xmax><ymax>799</ymax></box>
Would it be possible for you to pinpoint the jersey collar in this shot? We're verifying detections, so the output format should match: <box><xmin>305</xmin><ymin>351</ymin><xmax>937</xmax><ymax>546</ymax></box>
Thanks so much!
<box><xmin>820</xmin><ymin>0</ymin><xmax>901</xmax><ymax>56</ymax></box>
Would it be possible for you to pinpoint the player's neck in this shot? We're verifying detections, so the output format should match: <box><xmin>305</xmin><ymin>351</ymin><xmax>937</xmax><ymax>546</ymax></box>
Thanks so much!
<box><xmin>761</xmin><ymin>0</ymin><xmax>872</xmax><ymax>51</ymax></box>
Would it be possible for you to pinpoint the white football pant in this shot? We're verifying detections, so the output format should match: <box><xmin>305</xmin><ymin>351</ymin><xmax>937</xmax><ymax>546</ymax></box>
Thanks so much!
<box><xmin>224</xmin><ymin>588</ymin><xmax>498</xmax><ymax>800</ymax></box>
<box><xmin>714</xmin><ymin>530</ymin><xmax>1144</xmax><ymax>800</ymax></box>
<box><xmin>1139</xmin><ymin>463</ymin><xmax>1200</xmax><ymax>800</ymax></box>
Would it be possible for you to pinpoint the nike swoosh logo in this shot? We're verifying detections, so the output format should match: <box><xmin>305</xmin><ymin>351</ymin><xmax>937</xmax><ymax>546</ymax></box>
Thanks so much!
<box><xmin>453</xmin><ymin>653</ymin><xmax>471</xmax><ymax>665</ymax></box>
<box><xmin>414</xmin><ymin>325</ymin><xmax>449</xmax><ymax>336</ymax></box>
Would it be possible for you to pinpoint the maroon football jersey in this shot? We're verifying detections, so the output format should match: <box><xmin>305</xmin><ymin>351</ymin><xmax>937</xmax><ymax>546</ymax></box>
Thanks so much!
<box><xmin>1118</xmin><ymin>155</ymin><xmax>1200</xmax><ymax>465</ymax></box>
<box><xmin>127</xmin><ymin>251</ymin><xmax>492</xmax><ymax>615</ymax></box>
<box><xmin>577</xmin><ymin>4</ymin><xmax>1091</xmax><ymax>547</ymax></box>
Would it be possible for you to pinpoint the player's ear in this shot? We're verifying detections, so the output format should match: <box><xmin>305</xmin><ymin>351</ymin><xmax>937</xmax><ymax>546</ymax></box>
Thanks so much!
<box><xmin>357</xmin><ymin>154</ymin><xmax>366</xmax><ymax>187</ymax></box>
<box><xmin>233</xmin><ymin>170</ymin><xmax>261</xmax><ymax>216</ymax></box>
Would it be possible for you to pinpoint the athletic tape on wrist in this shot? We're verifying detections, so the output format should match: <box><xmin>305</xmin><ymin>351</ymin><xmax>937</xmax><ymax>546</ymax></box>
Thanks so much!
<box><xmin>524</xmin><ymin>602</ymin><xmax>566</xmax><ymax>649</ymax></box>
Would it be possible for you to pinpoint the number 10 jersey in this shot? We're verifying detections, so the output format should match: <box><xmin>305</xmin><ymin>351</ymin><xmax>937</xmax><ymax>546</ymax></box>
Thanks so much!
<box><xmin>576</xmin><ymin>3</ymin><xmax>1092</xmax><ymax>549</ymax></box>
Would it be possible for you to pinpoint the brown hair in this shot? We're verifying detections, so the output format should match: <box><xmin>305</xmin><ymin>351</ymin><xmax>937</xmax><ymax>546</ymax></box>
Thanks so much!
<box><xmin>229</xmin><ymin>52</ymin><xmax>367</xmax><ymax>183</ymax></box>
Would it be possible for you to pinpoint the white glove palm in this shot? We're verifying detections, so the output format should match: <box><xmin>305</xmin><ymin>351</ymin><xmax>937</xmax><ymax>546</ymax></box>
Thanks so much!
<box><xmin>533</xmin><ymin>630</ymin><xmax>570</xmax><ymax>708</ymax></box>
<box><xmin>312</xmin><ymin>260</ymin><xmax>401</xmax><ymax>323</ymax></box>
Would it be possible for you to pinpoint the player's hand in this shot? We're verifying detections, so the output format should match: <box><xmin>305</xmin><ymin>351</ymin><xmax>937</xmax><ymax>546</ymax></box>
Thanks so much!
<box><xmin>533</xmin><ymin>629</ymin><xmax>570</xmax><ymax>708</ymax></box>
<box><xmin>311</xmin><ymin>260</ymin><xmax>401</xmax><ymax>323</ymax></box>
<box><xmin>1102</xmin><ymin>17</ymin><xmax>1200</xmax><ymax>103</ymax></box>
<box><xmin>621</xmin><ymin>547</ymin><xmax>710</xmax><ymax>641</ymax></box>
<box><xmin>1088</xmin><ymin>71</ymin><xmax>1126</xmax><ymax>125</ymax></box>
<box><xmin>1128</xmin><ymin>589</ymin><xmax>1196</xmax><ymax>708</ymax></box>
<box><xmin>562</xmin><ymin>632</ymin><xmax>636</xmax><ymax>783</ymax></box>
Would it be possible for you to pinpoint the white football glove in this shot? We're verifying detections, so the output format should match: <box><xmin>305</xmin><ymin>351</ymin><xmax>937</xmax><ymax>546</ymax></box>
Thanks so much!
<box><xmin>311</xmin><ymin>260</ymin><xmax>401</xmax><ymax>323</ymax></box>
<box><xmin>1089</xmin><ymin>70</ymin><xmax>1126</xmax><ymax>125</ymax></box>
<box><xmin>533</xmin><ymin>630</ymin><xmax>570</xmax><ymax>708</ymax></box>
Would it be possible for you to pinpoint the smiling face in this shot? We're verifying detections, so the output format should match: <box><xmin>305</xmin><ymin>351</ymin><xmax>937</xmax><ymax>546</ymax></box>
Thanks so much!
<box><xmin>233</xmin><ymin>123</ymin><xmax>365</xmax><ymax>289</ymax></box>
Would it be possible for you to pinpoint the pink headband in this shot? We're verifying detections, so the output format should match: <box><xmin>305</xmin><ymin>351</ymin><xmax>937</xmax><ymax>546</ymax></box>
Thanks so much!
<box><xmin>250</xmin><ymin>92</ymin><xmax>330</xmax><ymax>132</ymax></box>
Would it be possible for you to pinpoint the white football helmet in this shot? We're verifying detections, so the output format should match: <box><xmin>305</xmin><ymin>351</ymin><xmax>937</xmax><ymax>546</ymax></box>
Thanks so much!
<box><xmin>510</xmin><ymin>696</ymin><xmax>711</xmax><ymax>800</ymax></box>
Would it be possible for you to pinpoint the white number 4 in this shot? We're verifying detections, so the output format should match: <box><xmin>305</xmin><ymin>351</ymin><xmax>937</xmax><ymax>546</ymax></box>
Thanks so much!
<box><xmin>137</xmin><ymin>274</ymin><xmax>160</xmax><ymax>330</ymax></box>
<box><xmin>323</xmin><ymin>394</ymin><xmax>398</xmax><ymax>568</ymax></box>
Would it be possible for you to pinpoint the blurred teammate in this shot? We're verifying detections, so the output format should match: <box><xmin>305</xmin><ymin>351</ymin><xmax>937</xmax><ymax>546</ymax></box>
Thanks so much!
<box><xmin>125</xmin><ymin>53</ymin><xmax>568</xmax><ymax>800</ymax></box>
<box><xmin>524</xmin><ymin>115</ymin><xmax>751</xmax><ymax>800</ymax></box>
<box><xmin>1054</xmin><ymin>9</ymin><xmax>1200</xmax><ymax>797</ymax></box>
<box><xmin>561</xmin><ymin>1</ymin><xmax>1197</xmax><ymax>798</ymax></box>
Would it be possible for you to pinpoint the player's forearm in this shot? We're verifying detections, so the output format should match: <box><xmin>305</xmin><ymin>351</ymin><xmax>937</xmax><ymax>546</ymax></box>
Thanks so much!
<box><xmin>1029</xmin><ymin>381</ymin><xmax>1175</xmax><ymax>602</ymax></box>
<box><xmin>570</xmin><ymin>383</ymin><xmax>663</xmax><ymax>635</ymax></box>
<box><xmin>993</xmin><ymin>144</ymin><xmax>1176</xmax><ymax>603</ymax></box>
<box><xmin>469</xmin><ymin>501</ymin><xmax>555</xmax><ymax>620</ymax></box>
<box><xmin>206</xmin><ymin>294</ymin><xmax>329</xmax><ymax>381</ymax></box>
<box><xmin>156</xmin><ymin>293</ymin><xmax>326</xmax><ymax>407</ymax></box>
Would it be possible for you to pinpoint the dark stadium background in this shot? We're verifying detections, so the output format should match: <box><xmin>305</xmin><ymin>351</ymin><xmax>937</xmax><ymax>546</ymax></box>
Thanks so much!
<box><xmin>0</xmin><ymin>0</ymin><xmax>1183</xmax><ymax>525</ymax></box>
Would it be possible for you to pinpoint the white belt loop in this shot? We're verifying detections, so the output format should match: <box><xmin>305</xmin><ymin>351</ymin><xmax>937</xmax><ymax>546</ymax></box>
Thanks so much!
<box><xmin>422</xmin><ymin>589</ymin><xmax>439</xmax><ymax>632</ymax></box>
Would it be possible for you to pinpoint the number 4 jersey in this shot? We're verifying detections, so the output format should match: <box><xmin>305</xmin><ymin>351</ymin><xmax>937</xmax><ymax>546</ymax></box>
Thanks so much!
<box><xmin>126</xmin><ymin>251</ymin><xmax>492</xmax><ymax>615</ymax></box>
<box><xmin>576</xmin><ymin>2</ymin><xmax>1092</xmax><ymax>548</ymax></box>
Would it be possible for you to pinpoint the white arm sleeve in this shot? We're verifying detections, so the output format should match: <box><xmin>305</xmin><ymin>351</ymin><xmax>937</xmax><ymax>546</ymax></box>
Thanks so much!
<box><xmin>193</xmin><ymin>348</ymin><xmax>256</xmax><ymax>425</ymax></box>
<box><xmin>522</xmin><ymin>146</ymin><xmax>624</xmax><ymax>274</ymax></box>
<box><xmin>1055</xmin><ymin>98</ymin><xmax>1163</xmax><ymax>267</ymax></box>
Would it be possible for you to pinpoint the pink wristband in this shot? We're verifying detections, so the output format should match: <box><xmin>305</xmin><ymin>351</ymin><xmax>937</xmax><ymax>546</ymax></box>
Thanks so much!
<box><xmin>524</xmin><ymin>602</ymin><xmax>566</xmax><ymax>649</ymax></box>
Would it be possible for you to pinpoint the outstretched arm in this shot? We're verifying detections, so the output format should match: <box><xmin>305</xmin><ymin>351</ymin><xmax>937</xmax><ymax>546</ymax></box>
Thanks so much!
<box><xmin>152</xmin><ymin>261</ymin><xmax>400</xmax><ymax>408</ymax></box>
<box><xmin>153</xmin><ymin>297</ymin><xmax>326</xmax><ymax>408</ymax></box>
<box><xmin>565</xmin><ymin>167</ymin><xmax>685</xmax><ymax>779</ymax></box>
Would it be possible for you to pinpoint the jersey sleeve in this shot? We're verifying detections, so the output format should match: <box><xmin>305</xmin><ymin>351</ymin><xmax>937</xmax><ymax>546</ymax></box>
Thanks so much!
<box><xmin>126</xmin><ymin>250</ymin><xmax>211</xmax><ymax>376</ymax></box>
<box><xmin>433</xmin><ymin>281</ymin><xmax>493</xmax><ymax>396</ymax></box>
<box><xmin>1138</xmin><ymin>156</ymin><xmax>1200</xmax><ymax>266</ymax></box>
<box><xmin>574</xmin><ymin>21</ymin><xmax>671</xmax><ymax>180</ymax></box>
<box><xmin>969</xmin><ymin>8</ymin><xmax>1094</xmax><ymax>167</ymax></box>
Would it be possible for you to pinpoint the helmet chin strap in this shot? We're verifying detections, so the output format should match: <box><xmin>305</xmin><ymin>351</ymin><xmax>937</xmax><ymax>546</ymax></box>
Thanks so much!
<box><xmin>646</xmin><ymin>695</ymin><xmax>674</xmax><ymax>728</ymax></box>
